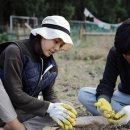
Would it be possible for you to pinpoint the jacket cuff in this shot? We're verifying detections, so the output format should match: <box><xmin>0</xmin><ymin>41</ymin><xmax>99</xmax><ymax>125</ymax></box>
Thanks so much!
<box><xmin>97</xmin><ymin>94</ymin><xmax>111</xmax><ymax>102</ymax></box>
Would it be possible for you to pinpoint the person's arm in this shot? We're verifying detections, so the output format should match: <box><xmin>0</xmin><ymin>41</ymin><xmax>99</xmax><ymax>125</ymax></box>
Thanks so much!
<box><xmin>4</xmin><ymin>119</ymin><xmax>26</xmax><ymax>130</ymax></box>
<box><xmin>96</xmin><ymin>47</ymin><xmax>119</xmax><ymax>102</ymax></box>
<box><xmin>0</xmin><ymin>79</ymin><xmax>26</xmax><ymax>130</ymax></box>
<box><xmin>42</xmin><ymin>85</ymin><xmax>60</xmax><ymax>103</ymax></box>
<box><xmin>3</xmin><ymin>44</ymin><xmax>50</xmax><ymax>116</ymax></box>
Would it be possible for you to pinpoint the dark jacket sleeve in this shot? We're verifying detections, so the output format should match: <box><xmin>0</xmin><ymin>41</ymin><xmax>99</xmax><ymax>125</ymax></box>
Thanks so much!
<box><xmin>3</xmin><ymin>44</ymin><xmax>50</xmax><ymax>116</ymax></box>
<box><xmin>42</xmin><ymin>84</ymin><xmax>60</xmax><ymax>103</ymax></box>
<box><xmin>96</xmin><ymin>47</ymin><xmax>119</xmax><ymax>101</ymax></box>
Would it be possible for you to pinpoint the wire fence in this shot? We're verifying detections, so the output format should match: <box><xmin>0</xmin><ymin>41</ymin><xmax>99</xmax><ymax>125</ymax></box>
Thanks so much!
<box><xmin>0</xmin><ymin>19</ymin><xmax>118</xmax><ymax>44</ymax></box>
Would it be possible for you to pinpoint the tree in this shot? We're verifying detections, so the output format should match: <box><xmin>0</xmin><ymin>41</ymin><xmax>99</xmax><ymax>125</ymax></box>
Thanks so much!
<box><xmin>0</xmin><ymin>0</ymin><xmax>130</xmax><ymax>26</ymax></box>
<box><xmin>44</xmin><ymin>0</ymin><xmax>75</xmax><ymax>19</ymax></box>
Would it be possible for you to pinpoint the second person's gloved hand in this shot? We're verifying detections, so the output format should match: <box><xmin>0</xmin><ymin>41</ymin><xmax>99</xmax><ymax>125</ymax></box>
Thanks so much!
<box><xmin>47</xmin><ymin>103</ymin><xmax>77</xmax><ymax>130</ymax></box>
<box><xmin>108</xmin><ymin>106</ymin><xmax>130</xmax><ymax>125</ymax></box>
<box><xmin>94</xmin><ymin>98</ymin><xmax>115</xmax><ymax>118</ymax></box>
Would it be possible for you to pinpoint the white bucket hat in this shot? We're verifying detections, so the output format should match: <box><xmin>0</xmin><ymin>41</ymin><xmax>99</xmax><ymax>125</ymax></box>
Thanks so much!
<box><xmin>31</xmin><ymin>15</ymin><xmax>73</xmax><ymax>50</ymax></box>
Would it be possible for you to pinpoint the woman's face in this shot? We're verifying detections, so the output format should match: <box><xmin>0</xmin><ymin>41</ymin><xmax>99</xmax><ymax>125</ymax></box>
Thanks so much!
<box><xmin>123</xmin><ymin>54</ymin><xmax>130</xmax><ymax>64</ymax></box>
<box><xmin>41</xmin><ymin>38</ymin><xmax>65</xmax><ymax>57</ymax></box>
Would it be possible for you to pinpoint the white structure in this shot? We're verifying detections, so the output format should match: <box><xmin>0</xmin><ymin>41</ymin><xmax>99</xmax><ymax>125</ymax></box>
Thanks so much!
<box><xmin>9</xmin><ymin>15</ymin><xmax>38</xmax><ymax>32</ymax></box>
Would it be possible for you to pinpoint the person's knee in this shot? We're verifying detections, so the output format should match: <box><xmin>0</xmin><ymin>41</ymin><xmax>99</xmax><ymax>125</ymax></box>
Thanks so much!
<box><xmin>78</xmin><ymin>87</ymin><xmax>89</xmax><ymax>104</ymax></box>
<box><xmin>78</xmin><ymin>87</ymin><xmax>96</xmax><ymax>105</ymax></box>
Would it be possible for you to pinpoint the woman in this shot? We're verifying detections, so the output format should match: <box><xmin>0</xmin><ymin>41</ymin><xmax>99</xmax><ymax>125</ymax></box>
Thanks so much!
<box><xmin>0</xmin><ymin>15</ymin><xmax>77</xmax><ymax>130</ymax></box>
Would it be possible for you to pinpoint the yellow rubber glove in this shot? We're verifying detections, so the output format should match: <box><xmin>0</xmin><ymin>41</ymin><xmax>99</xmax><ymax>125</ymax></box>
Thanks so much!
<box><xmin>94</xmin><ymin>98</ymin><xmax>115</xmax><ymax>118</ymax></box>
<box><xmin>64</xmin><ymin>124</ymin><xmax>73</xmax><ymax>130</ymax></box>
<box><xmin>58</xmin><ymin>112</ymin><xmax>75</xmax><ymax>130</ymax></box>
<box><xmin>54</xmin><ymin>103</ymin><xmax>77</xmax><ymax>121</ymax></box>
<box><xmin>108</xmin><ymin>106</ymin><xmax>130</xmax><ymax>124</ymax></box>
<box><xmin>60</xmin><ymin>103</ymin><xmax>77</xmax><ymax>129</ymax></box>
<box><xmin>59</xmin><ymin>103</ymin><xmax>77</xmax><ymax>129</ymax></box>
<box><xmin>60</xmin><ymin>103</ymin><xmax>78</xmax><ymax>117</ymax></box>
<box><xmin>108</xmin><ymin>113</ymin><xmax>126</xmax><ymax>124</ymax></box>
<box><xmin>55</xmin><ymin>117</ymin><xmax>73</xmax><ymax>130</ymax></box>
<box><xmin>47</xmin><ymin>103</ymin><xmax>76</xmax><ymax>130</ymax></box>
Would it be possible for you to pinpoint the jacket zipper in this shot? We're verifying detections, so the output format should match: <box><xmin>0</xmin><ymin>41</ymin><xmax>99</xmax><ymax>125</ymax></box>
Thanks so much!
<box><xmin>37</xmin><ymin>58</ymin><xmax>44</xmax><ymax>86</ymax></box>
<box><xmin>32</xmin><ymin>58</ymin><xmax>54</xmax><ymax>96</ymax></box>
<box><xmin>32</xmin><ymin>58</ymin><xmax>43</xmax><ymax>96</ymax></box>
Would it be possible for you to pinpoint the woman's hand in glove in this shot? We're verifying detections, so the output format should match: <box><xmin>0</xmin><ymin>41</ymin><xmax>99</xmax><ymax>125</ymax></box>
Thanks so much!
<box><xmin>47</xmin><ymin>103</ymin><xmax>77</xmax><ymax>130</ymax></box>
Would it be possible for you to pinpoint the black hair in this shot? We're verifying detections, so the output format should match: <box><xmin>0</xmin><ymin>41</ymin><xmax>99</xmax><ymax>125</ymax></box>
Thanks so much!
<box><xmin>29</xmin><ymin>33</ymin><xmax>42</xmax><ymax>43</ymax></box>
<box><xmin>114</xmin><ymin>18</ymin><xmax>130</xmax><ymax>54</ymax></box>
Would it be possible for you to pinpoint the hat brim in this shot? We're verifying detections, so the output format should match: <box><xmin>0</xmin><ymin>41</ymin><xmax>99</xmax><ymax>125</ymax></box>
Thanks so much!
<box><xmin>31</xmin><ymin>27</ymin><xmax>73</xmax><ymax>50</ymax></box>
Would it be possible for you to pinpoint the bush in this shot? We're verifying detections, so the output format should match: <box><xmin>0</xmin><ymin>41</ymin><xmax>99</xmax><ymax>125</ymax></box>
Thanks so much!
<box><xmin>0</xmin><ymin>33</ymin><xmax>8</xmax><ymax>43</ymax></box>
